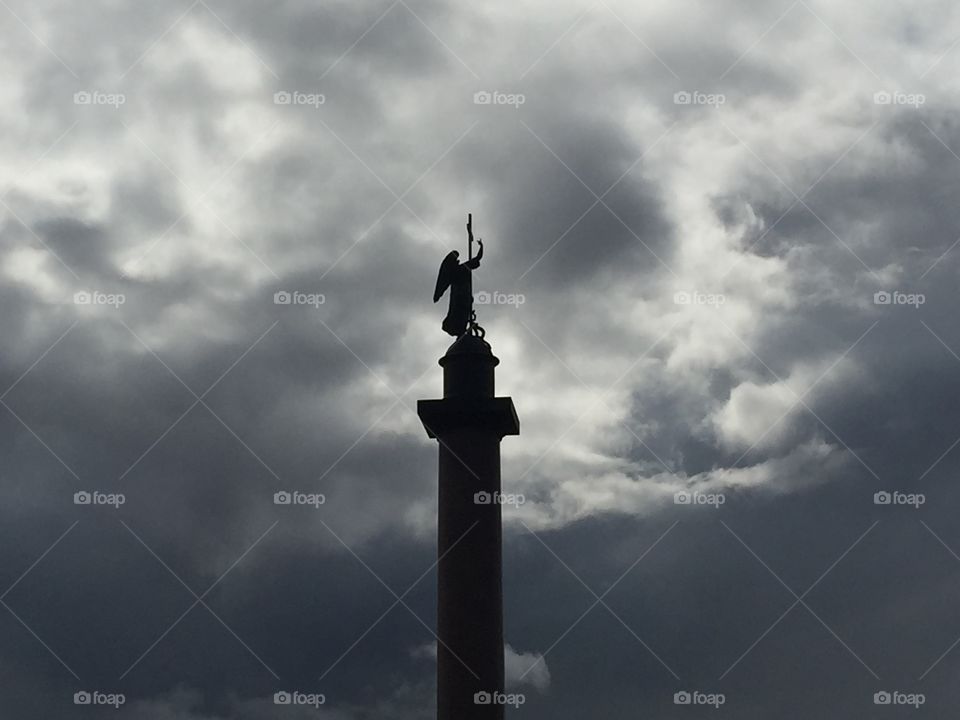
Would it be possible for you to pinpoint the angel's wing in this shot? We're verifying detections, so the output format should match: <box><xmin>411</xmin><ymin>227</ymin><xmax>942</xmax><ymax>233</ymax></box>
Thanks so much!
<box><xmin>433</xmin><ymin>251</ymin><xmax>459</xmax><ymax>302</ymax></box>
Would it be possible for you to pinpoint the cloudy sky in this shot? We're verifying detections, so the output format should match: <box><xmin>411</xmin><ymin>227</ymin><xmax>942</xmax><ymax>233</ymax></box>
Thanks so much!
<box><xmin>3</xmin><ymin>0</ymin><xmax>960</xmax><ymax>716</ymax></box>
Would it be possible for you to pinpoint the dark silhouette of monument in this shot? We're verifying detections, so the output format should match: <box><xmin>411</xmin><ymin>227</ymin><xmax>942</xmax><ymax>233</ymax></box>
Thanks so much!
<box><xmin>433</xmin><ymin>214</ymin><xmax>484</xmax><ymax>337</ymax></box>
<box><xmin>419</xmin><ymin>215</ymin><xmax>519</xmax><ymax>719</ymax></box>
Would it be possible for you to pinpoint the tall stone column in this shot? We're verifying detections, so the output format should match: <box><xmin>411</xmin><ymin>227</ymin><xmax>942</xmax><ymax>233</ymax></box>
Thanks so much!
<box><xmin>418</xmin><ymin>333</ymin><xmax>520</xmax><ymax>720</ymax></box>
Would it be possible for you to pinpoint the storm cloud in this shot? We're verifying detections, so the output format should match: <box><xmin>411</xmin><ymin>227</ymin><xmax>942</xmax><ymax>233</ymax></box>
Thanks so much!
<box><xmin>2</xmin><ymin>0</ymin><xmax>960</xmax><ymax>717</ymax></box>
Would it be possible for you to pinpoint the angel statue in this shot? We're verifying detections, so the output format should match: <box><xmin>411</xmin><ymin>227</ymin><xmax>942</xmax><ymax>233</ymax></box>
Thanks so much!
<box><xmin>433</xmin><ymin>213</ymin><xmax>484</xmax><ymax>337</ymax></box>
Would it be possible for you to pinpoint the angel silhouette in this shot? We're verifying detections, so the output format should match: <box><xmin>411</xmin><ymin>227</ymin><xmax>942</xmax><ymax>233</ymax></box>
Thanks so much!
<box><xmin>434</xmin><ymin>214</ymin><xmax>484</xmax><ymax>337</ymax></box>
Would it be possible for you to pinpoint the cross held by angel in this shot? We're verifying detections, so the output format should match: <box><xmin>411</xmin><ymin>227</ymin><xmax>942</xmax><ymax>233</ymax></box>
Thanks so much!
<box><xmin>433</xmin><ymin>213</ymin><xmax>484</xmax><ymax>337</ymax></box>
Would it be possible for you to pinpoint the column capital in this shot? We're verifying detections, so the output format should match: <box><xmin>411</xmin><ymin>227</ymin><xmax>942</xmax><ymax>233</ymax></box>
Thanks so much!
<box><xmin>417</xmin><ymin>397</ymin><xmax>519</xmax><ymax>439</ymax></box>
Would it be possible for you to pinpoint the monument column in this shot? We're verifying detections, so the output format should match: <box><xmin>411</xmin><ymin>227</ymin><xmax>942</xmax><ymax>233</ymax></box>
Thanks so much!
<box><xmin>418</xmin><ymin>333</ymin><xmax>519</xmax><ymax>720</ymax></box>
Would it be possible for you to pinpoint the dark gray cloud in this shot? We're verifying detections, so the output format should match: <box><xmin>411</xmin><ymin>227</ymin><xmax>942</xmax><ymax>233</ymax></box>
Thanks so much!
<box><xmin>3</xmin><ymin>0</ymin><xmax>960</xmax><ymax>717</ymax></box>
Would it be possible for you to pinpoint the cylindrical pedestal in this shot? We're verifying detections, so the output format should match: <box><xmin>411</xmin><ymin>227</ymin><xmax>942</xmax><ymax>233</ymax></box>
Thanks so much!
<box><xmin>418</xmin><ymin>335</ymin><xmax>519</xmax><ymax>720</ymax></box>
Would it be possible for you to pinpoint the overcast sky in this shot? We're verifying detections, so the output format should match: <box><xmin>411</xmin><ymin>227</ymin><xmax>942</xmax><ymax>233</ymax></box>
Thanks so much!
<box><xmin>3</xmin><ymin>0</ymin><xmax>960</xmax><ymax>717</ymax></box>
